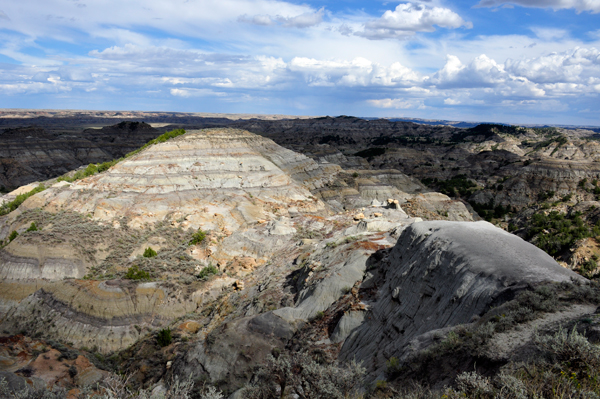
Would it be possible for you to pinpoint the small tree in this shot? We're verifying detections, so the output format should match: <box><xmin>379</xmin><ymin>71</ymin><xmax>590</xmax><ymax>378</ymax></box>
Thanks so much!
<box><xmin>189</xmin><ymin>228</ymin><xmax>206</xmax><ymax>245</ymax></box>
<box><xmin>198</xmin><ymin>265</ymin><xmax>219</xmax><ymax>280</ymax></box>
<box><xmin>26</xmin><ymin>222</ymin><xmax>37</xmax><ymax>232</ymax></box>
<box><xmin>157</xmin><ymin>328</ymin><xmax>172</xmax><ymax>347</ymax></box>
<box><xmin>143</xmin><ymin>247</ymin><xmax>157</xmax><ymax>258</ymax></box>
<box><xmin>8</xmin><ymin>230</ymin><xmax>18</xmax><ymax>242</ymax></box>
<box><xmin>124</xmin><ymin>265</ymin><xmax>151</xmax><ymax>280</ymax></box>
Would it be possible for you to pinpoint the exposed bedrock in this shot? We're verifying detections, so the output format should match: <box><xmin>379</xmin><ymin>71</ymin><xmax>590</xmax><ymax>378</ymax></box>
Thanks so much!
<box><xmin>0</xmin><ymin>244</ymin><xmax>87</xmax><ymax>280</ymax></box>
<box><xmin>0</xmin><ymin>280</ymin><xmax>197</xmax><ymax>353</ymax></box>
<box><xmin>0</xmin><ymin>123</ymin><xmax>162</xmax><ymax>190</ymax></box>
<box><xmin>12</xmin><ymin>128</ymin><xmax>335</xmax><ymax>232</ymax></box>
<box><xmin>339</xmin><ymin>220</ymin><xmax>585</xmax><ymax>377</ymax></box>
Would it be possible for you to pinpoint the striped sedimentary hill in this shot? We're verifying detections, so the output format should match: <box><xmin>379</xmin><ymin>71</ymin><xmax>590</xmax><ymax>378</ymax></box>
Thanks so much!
<box><xmin>0</xmin><ymin>128</ymin><xmax>344</xmax><ymax>351</ymax></box>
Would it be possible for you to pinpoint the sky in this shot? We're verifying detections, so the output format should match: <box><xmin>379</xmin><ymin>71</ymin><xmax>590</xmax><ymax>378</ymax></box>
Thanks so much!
<box><xmin>0</xmin><ymin>0</ymin><xmax>599</xmax><ymax>125</ymax></box>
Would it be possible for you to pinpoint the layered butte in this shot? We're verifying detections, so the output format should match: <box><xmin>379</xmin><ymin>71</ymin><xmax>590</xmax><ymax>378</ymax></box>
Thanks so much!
<box><xmin>26</xmin><ymin>128</ymin><xmax>337</xmax><ymax>232</ymax></box>
<box><xmin>0</xmin><ymin>128</ymin><xmax>354</xmax><ymax>351</ymax></box>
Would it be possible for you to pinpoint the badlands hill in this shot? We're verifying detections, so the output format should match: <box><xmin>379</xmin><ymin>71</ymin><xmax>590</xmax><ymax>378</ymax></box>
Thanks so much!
<box><xmin>0</xmin><ymin>127</ymin><xmax>599</xmax><ymax>398</ymax></box>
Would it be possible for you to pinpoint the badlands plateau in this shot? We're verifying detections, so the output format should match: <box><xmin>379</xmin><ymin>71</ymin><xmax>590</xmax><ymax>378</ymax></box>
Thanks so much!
<box><xmin>0</xmin><ymin>127</ymin><xmax>599</xmax><ymax>398</ymax></box>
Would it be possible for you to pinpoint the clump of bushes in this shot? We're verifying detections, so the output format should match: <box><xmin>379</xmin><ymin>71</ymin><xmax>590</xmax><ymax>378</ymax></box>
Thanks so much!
<box><xmin>1</xmin><ymin>372</ymin><xmax>221</xmax><ymax>399</ymax></box>
<box><xmin>198</xmin><ymin>265</ymin><xmax>219</xmax><ymax>280</ymax></box>
<box><xmin>57</xmin><ymin>129</ymin><xmax>186</xmax><ymax>183</ymax></box>
<box><xmin>142</xmin><ymin>247</ymin><xmax>157</xmax><ymax>258</ymax></box>
<box><xmin>438</xmin><ymin>327</ymin><xmax>600</xmax><ymax>399</ymax></box>
<box><xmin>157</xmin><ymin>327</ymin><xmax>172</xmax><ymax>347</ymax></box>
<box><xmin>0</xmin><ymin>184</ymin><xmax>46</xmax><ymax>216</ymax></box>
<box><xmin>525</xmin><ymin>210</ymin><xmax>600</xmax><ymax>257</ymax></box>
<box><xmin>8</xmin><ymin>230</ymin><xmax>18</xmax><ymax>242</ymax></box>
<box><xmin>422</xmin><ymin>175</ymin><xmax>477</xmax><ymax>198</ymax></box>
<box><xmin>124</xmin><ymin>265</ymin><xmax>151</xmax><ymax>281</ymax></box>
<box><xmin>242</xmin><ymin>351</ymin><xmax>365</xmax><ymax>399</ymax></box>
<box><xmin>189</xmin><ymin>228</ymin><xmax>206</xmax><ymax>245</ymax></box>
<box><xmin>124</xmin><ymin>128</ymin><xmax>186</xmax><ymax>159</ymax></box>
<box><xmin>26</xmin><ymin>222</ymin><xmax>37</xmax><ymax>232</ymax></box>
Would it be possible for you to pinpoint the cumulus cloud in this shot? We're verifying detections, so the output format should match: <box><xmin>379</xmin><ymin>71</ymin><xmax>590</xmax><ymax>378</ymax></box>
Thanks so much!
<box><xmin>288</xmin><ymin>57</ymin><xmax>422</xmax><ymax>87</ymax></box>
<box><xmin>238</xmin><ymin>7</ymin><xmax>325</xmax><ymax>28</ymax></box>
<box><xmin>504</xmin><ymin>47</ymin><xmax>600</xmax><ymax>84</ymax></box>
<box><xmin>430</xmin><ymin>54</ymin><xmax>507</xmax><ymax>89</ymax></box>
<box><xmin>429</xmin><ymin>54</ymin><xmax>547</xmax><ymax>98</ymax></box>
<box><xmin>476</xmin><ymin>0</ymin><xmax>600</xmax><ymax>13</ymax></box>
<box><xmin>356</xmin><ymin>3</ymin><xmax>472</xmax><ymax>40</ymax></box>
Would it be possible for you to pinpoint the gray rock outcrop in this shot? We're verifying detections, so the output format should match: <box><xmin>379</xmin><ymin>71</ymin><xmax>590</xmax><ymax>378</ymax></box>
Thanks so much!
<box><xmin>339</xmin><ymin>220</ymin><xmax>585</xmax><ymax>376</ymax></box>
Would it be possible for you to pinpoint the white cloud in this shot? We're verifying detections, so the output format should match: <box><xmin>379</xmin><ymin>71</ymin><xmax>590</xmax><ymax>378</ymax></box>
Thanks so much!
<box><xmin>505</xmin><ymin>47</ymin><xmax>600</xmax><ymax>84</ymax></box>
<box><xmin>288</xmin><ymin>57</ymin><xmax>422</xmax><ymax>87</ymax></box>
<box><xmin>430</xmin><ymin>54</ymin><xmax>507</xmax><ymax>89</ymax></box>
<box><xmin>356</xmin><ymin>3</ymin><xmax>472</xmax><ymax>40</ymax></box>
<box><xmin>0</xmin><ymin>10</ymin><xmax>9</xmax><ymax>21</ymax></box>
<box><xmin>530</xmin><ymin>27</ymin><xmax>570</xmax><ymax>40</ymax></box>
<box><xmin>239</xmin><ymin>7</ymin><xmax>325</xmax><ymax>28</ymax></box>
<box><xmin>367</xmin><ymin>98</ymin><xmax>425</xmax><ymax>109</ymax></box>
<box><xmin>238</xmin><ymin>14</ymin><xmax>276</xmax><ymax>26</ymax></box>
<box><xmin>280</xmin><ymin>7</ymin><xmax>325</xmax><ymax>28</ymax></box>
<box><xmin>476</xmin><ymin>0</ymin><xmax>600</xmax><ymax>13</ymax></box>
<box><xmin>170</xmin><ymin>88</ymin><xmax>227</xmax><ymax>97</ymax></box>
<box><xmin>444</xmin><ymin>98</ymin><xmax>461</xmax><ymax>105</ymax></box>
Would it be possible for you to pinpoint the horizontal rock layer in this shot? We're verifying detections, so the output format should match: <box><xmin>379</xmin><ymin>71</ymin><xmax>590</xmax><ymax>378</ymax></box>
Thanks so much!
<box><xmin>1</xmin><ymin>279</ymin><xmax>197</xmax><ymax>353</ymax></box>
<box><xmin>20</xmin><ymin>129</ymin><xmax>334</xmax><ymax>231</ymax></box>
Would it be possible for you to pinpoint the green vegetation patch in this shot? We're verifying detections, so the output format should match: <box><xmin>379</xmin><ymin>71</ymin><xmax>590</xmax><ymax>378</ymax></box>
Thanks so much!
<box><xmin>198</xmin><ymin>265</ymin><xmax>219</xmax><ymax>280</ymax></box>
<box><xmin>525</xmin><ymin>210</ymin><xmax>600</xmax><ymax>258</ymax></box>
<box><xmin>8</xmin><ymin>230</ymin><xmax>18</xmax><ymax>242</ymax></box>
<box><xmin>57</xmin><ymin>128</ymin><xmax>187</xmax><ymax>184</ymax></box>
<box><xmin>157</xmin><ymin>327</ymin><xmax>172</xmax><ymax>347</ymax></box>
<box><xmin>421</xmin><ymin>175</ymin><xmax>478</xmax><ymax>198</ymax></box>
<box><xmin>142</xmin><ymin>247</ymin><xmax>157</xmax><ymax>258</ymax></box>
<box><xmin>124</xmin><ymin>265</ymin><xmax>151</xmax><ymax>281</ymax></box>
<box><xmin>0</xmin><ymin>184</ymin><xmax>46</xmax><ymax>216</ymax></box>
<box><xmin>451</xmin><ymin>123</ymin><xmax>524</xmax><ymax>142</ymax></box>
<box><xmin>189</xmin><ymin>228</ymin><xmax>206</xmax><ymax>245</ymax></box>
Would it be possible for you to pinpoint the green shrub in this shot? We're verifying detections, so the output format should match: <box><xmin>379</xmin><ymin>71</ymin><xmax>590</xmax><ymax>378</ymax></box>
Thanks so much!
<box><xmin>198</xmin><ymin>265</ymin><xmax>219</xmax><ymax>280</ymax></box>
<box><xmin>124</xmin><ymin>265</ymin><xmax>151</xmax><ymax>280</ymax></box>
<box><xmin>26</xmin><ymin>222</ymin><xmax>37</xmax><ymax>232</ymax></box>
<box><xmin>0</xmin><ymin>184</ymin><xmax>46</xmax><ymax>216</ymax></box>
<box><xmin>157</xmin><ymin>328</ymin><xmax>172</xmax><ymax>347</ymax></box>
<box><xmin>8</xmin><ymin>230</ymin><xmax>18</xmax><ymax>242</ymax></box>
<box><xmin>125</xmin><ymin>129</ymin><xmax>186</xmax><ymax>159</ymax></box>
<box><xmin>143</xmin><ymin>247</ymin><xmax>157</xmax><ymax>258</ymax></box>
<box><xmin>57</xmin><ymin>129</ymin><xmax>186</xmax><ymax>183</ymax></box>
<box><xmin>189</xmin><ymin>228</ymin><xmax>206</xmax><ymax>245</ymax></box>
<box><xmin>524</xmin><ymin>210</ymin><xmax>600</xmax><ymax>257</ymax></box>
<box><xmin>386</xmin><ymin>357</ymin><xmax>402</xmax><ymax>379</ymax></box>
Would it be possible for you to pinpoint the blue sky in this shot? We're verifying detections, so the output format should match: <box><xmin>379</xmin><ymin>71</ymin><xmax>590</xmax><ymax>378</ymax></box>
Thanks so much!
<box><xmin>0</xmin><ymin>0</ymin><xmax>599</xmax><ymax>125</ymax></box>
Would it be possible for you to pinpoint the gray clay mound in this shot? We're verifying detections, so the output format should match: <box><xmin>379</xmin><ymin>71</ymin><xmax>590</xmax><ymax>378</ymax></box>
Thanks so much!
<box><xmin>339</xmin><ymin>220</ymin><xmax>585</xmax><ymax>375</ymax></box>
